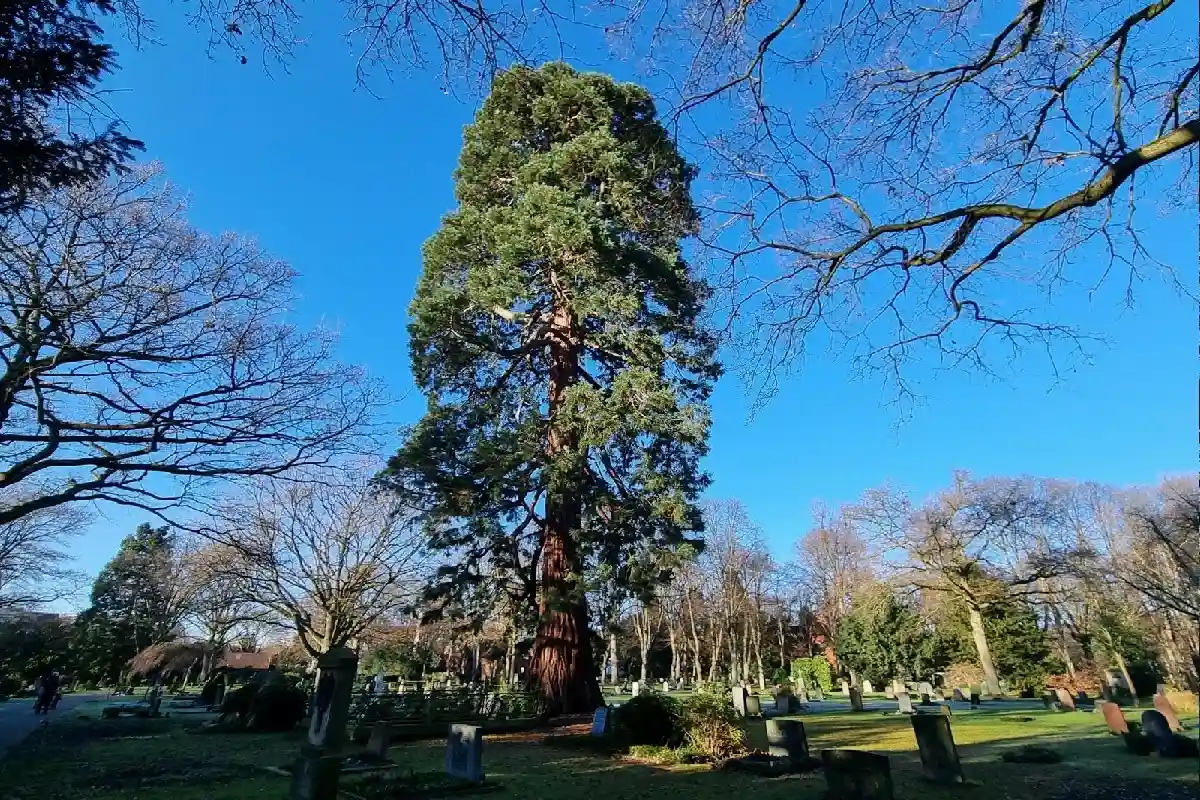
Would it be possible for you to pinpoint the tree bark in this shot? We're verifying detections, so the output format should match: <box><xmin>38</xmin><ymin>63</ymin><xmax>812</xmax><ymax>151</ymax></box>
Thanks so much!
<box><xmin>528</xmin><ymin>300</ymin><xmax>601</xmax><ymax>715</ymax></box>
<box><xmin>968</xmin><ymin>606</ymin><xmax>1002</xmax><ymax>696</ymax></box>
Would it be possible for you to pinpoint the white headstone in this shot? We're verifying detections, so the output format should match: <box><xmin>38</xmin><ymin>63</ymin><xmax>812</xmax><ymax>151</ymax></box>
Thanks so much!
<box><xmin>630</xmin><ymin>681</ymin><xmax>640</xmax><ymax>697</ymax></box>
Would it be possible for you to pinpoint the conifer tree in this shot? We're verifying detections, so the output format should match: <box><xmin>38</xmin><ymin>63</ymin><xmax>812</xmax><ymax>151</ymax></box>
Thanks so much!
<box><xmin>383</xmin><ymin>63</ymin><xmax>719</xmax><ymax>713</ymax></box>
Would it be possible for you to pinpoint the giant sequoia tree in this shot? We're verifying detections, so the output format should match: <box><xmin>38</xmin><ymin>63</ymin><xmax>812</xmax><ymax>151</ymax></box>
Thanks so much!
<box><xmin>384</xmin><ymin>63</ymin><xmax>719</xmax><ymax>713</ymax></box>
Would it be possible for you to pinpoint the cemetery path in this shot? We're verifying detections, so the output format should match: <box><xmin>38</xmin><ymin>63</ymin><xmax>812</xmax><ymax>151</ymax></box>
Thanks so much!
<box><xmin>0</xmin><ymin>693</ymin><xmax>97</xmax><ymax>760</ymax></box>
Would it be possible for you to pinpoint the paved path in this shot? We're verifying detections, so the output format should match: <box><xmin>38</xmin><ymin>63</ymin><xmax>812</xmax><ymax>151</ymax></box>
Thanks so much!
<box><xmin>0</xmin><ymin>693</ymin><xmax>99</xmax><ymax>760</ymax></box>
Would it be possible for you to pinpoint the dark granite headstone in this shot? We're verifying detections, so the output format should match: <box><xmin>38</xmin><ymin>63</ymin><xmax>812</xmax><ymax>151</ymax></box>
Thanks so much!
<box><xmin>744</xmin><ymin>718</ymin><xmax>769</xmax><ymax>752</ymax></box>
<box><xmin>1098</xmin><ymin>702</ymin><xmax>1129</xmax><ymax>735</ymax></box>
<box><xmin>969</xmin><ymin>692</ymin><xmax>980</xmax><ymax>708</ymax></box>
<box><xmin>1141</xmin><ymin>710</ymin><xmax>1179</xmax><ymax>757</ymax></box>
<box><xmin>365</xmin><ymin>722</ymin><xmax>393</xmax><ymax>760</ymax></box>
<box><xmin>822</xmin><ymin>750</ymin><xmax>893</xmax><ymax>800</ymax></box>
<box><xmin>911</xmin><ymin>714</ymin><xmax>965</xmax><ymax>784</ymax></box>
<box><xmin>766</xmin><ymin>718</ymin><xmax>809</xmax><ymax>766</ymax></box>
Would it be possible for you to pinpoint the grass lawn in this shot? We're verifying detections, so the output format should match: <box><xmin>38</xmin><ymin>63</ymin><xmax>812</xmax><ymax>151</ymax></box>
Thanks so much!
<box><xmin>0</xmin><ymin>702</ymin><xmax>1195</xmax><ymax>800</ymax></box>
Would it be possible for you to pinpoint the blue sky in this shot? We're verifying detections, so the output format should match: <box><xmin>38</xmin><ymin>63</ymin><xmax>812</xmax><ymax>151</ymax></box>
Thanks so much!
<box><xmin>61</xmin><ymin>5</ymin><xmax>1197</xmax><ymax>602</ymax></box>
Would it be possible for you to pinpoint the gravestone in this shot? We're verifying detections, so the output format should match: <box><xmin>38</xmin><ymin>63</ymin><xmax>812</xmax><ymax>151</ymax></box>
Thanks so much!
<box><xmin>920</xmin><ymin>693</ymin><xmax>932</xmax><ymax>706</ymax></box>
<box><xmin>969</xmin><ymin>692</ymin><xmax>980</xmax><ymax>708</ymax></box>
<box><xmin>775</xmin><ymin>692</ymin><xmax>792</xmax><ymax>714</ymax></box>
<box><xmin>630</xmin><ymin>681</ymin><xmax>640</xmax><ymax>697</ymax></box>
<box><xmin>147</xmin><ymin>683</ymin><xmax>163</xmax><ymax>716</ymax></box>
<box><xmin>446</xmin><ymin>724</ymin><xmax>484</xmax><ymax>783</ymax></box>
<box><xmin>919</xmin><ymin>682</ymin><xmax>934</xmax><ymax>696</ymax></box>
<box><xmin>732</xmin><ymin>686</ymin><xmax>749</xmax><ymax>717</ymax></box>
<box><xmin>952</xmin><ymin>688</ymin><xmax>966</xmax><ymax>702</ymax></box>
<box><xmin>911</xmin><ymin>714</ymin><xmax>965</xmax><ymax>784</ymax></box>
<box><xmin>884</xmin><ymin>686</ymin><xmax>895</xmax><ymax>699</ymax></box>
<box><xmin>1042</xmin><ymin>691</ymin><xmax>1055</xmax><ymax>710</ymax></box>
<box><xmin>822</xmin><ymin>750</ymin><xmax>893</xmax><ymax>800</ymax></box>
<box><xmin>849</xmin><ymin>687</ymin><xmax>864</xmax><ymax>712</ymax></box>
<box><xmin>862</xmin><ymin>680</ymin><xmax>874</xmax><ymax>694</ymax></box>
<box><xmin>766</xmin><ymin>719</ymin><xmax>809</xmax><ymax>767</ymax></box>
<box><xmin>1140</xmin><ymin>710</ymin><xmax>1180</xmax><ymax>758</ymax></box>
<box><xmin>812</xmin><ymin>686</ymin><xmax>824</xmax><ymax>702</ymax></box>
<box><xmin>841</xmin><ymin>680</ymin><xmax>850</xmax><ymax>697</ymax></box>
<box><xmin>1054</xmin><ymin>688</ymin><xmax>1076</xmax><ymax>712</ymax></box>
<box><xmin>1153</xmin><ymin>694</ymin><xmax>1184</xmax><ymax>732</ymax></box>
<box><xmin>896</xmin><ymin>692</ymin><xmax>915</xmax><ymax>715</ymax></box>
<box><xmin>744</xmin><ymin>718</ymin><xmax>769</xmax><ymax>752</ymax></box>
<box><xmin>662</xmin><ymin>680</ymin><xmax>670</xmax><ymax>693</ymax></box>
<box><xmin>365</xmin><ymin>722</ymin><xmax>392</xmax><ymax>760</ymax></box>
<box><xmin>290</xmin><ymin>647</ymin><xmax>359</xmax><ymax>800</ymax></box>
<box><xmin>590</xmin><ymin>707</ymin><xmax>611</xmax><ymax>737</ymax></box>
<box><xmin>1076</xmin><ymin>691</ymin><xmax>1091</xmax><ymax>706</ymax></box>
<box><xmin>746</xmin><ymin>695</ymin><xmax>762</xmax><ymax>717</ymax></box>
<box><xmin>797</xmin><ymin>687</ymin><xmax>809</xmax><ymax>703</ymax></box>
<box><xmin>1098</xmin><ymin>702</ymin><xmax>1129</xmax><ymax>736</ymax></box>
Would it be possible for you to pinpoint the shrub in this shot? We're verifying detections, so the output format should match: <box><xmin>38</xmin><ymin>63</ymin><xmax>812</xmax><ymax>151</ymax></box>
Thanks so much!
<box><xmin>1164</xmin><ymin>689</ymin><xmax>1198</xmax><ymax>716</ymax></box>
<box><xmin>219</xmin><ymin>683</ymin><xmax>258</xmax><ymax>718</ymax></box>
<box><xmin>790</xmin><ymin>657</ymin><xmax>833</xmax><ymax>692</ymax></box>
<box><xmin>615</xmin><ymin>691</ymin><xmax>681</xmax><ymax>747</ymax></box>
<box><xmin>942</xmin><ymin>662</ymin><xmax>985</xmax><ymax>690</ymax></box>
<box><xmin>247</xmin><ymin>681</ymin><xmax>307</xmax><ymax>732</ymax></box>
<box><xmin>679</xmin><ymin>684</ymin><xmax>744</xmax><ymax>760</ymax></box>
<box><xmin>627</xmin><ymin>744</ymin><xmax>681</xmax><ymax>764</ymax></box>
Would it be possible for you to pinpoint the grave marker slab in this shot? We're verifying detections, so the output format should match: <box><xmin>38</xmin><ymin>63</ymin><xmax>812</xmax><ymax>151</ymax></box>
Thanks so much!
<box><xmin>1054</xmin><ymin>688</ymin><xmax>1076</xmax><ymax>712</ymax></box>
<box><xmin>590</xmin><ymin>707</ymin><xmax>611</xmax><ymax>737</ymax></box>
<box><xmin>841</xmin><ymin>680</ymin><xmax>850</xmax><ymax>697</ymax></box>
<box><xmin>911</xmin><ymin>714</ymin><xmax>965</xmax><ymax>784</ymax></box>
<box><xmin>766</xmin><ymin>719</ymin><xmax>809</xmax><ymax>767</ymax></box>
<box><xmin>746</xmin><ymin>695</ymin><xmax>762</xmax><ymax>717</ymax></box>
<box><xmin>812</xmin><ymin>686</ymin><xmax>824</xmax><ymax>702</ymax></box>
<box><xmin>918</xmin><ymin>682</ymin><xmax>934</xmax><ymax>696</ymax></box>
<box><xmin>774</xmin><ymin>692</ymin><xmax>792</xmax><ymax>714</ymax></box>
<box><xmin>743</xmin><ymin>718</ymin><xmax>769</xmax><ymax>753</ymax></box>
<box><xmin>1140</xmin><ymin>710</ymin><xmax>1180</xmax><ymax>758</ymax></box>
<box><xmin>896</xmin><ymin>692</ymin><xmax>915</xmax><ymax>715</ymax></box>
<box><xmin>445</xmin><ymin>724</ymin><xmax>484</xmax><ymax>783</ymax></box>
<box><xmin>862</xmin><ymin>680</ymin><xmax>874</xmax><ymax>694</ymax></box>
<box><xmin>365</xmin><ymin>722</ymin><xmax>393</xmax><ymax>760</ymax></box>
<box><xmin>1098</xmin><ymin>702</ymin><xmax>1129</xmax><ymax>736</ymax></box>
<box><xmin>1153</xmin><ymin>694</ymin><xmax>1184</xmax><ymax>732</ymax></box>
<box><xmin>290</xmin><ymin>646</ymin><xmax>358</xmax><ymax>800</ymax></box>
<box><xmin>630</xmin><ymin>681</ymin><xmax>640</xmax><ymax>697</ymax></box>
<box><xmin>884</xmin><ymin>686</ymin><xmax>895</xmax><ymax>699</ymax></box>
<box><xmin>732</xmin><ymin>686</ymin><xmax>749</xmax><ymax>718</ymax></box>
<box><xmin>969</xmin><ymin>692</ymin><xmax>980</xmax><ymax>708</ymax></box>
<box><xmin>822</xmin><ymin>750</ymin><xmax>893</xmax><ymax>800</ymax></box>
<box><xmin>952</xmin><ymin>688</ymin><xmax>966</xmax><ymax>702</ymax></box>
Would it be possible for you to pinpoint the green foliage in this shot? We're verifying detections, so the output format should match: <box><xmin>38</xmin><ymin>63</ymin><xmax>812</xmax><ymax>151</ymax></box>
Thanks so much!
<box><xmin>835</xmin><ymin>592</ymin><xmax>947</xmax><ymax>686</ymax></box>
<box><xmin>381</xmin><ymin>62</ymin><xmax>719</xmax><ymax>627</ymax></box>
<box><xmin>362</xmin><ymin>643</ymin><xmax>436</xmax><ymax>680</ymax></box>
<box><xmin>615</xmin><ymin>691</ymin><xmax>681</xmax><ymax>746</ymax></box>
<box><xmin>72</xmin><ymin>524</ymin><xmax>179</xmax><ymax>684</ymax></box>
<box><xmin>0</xmin><ymin>618</ymin><xmax>73</xmax><ymax>690</ymax></box>
<box><xmin>790</xmin><ymin>657</ymin><xmax>834</xmax><ymax>693</ymax></box>
<box><xmin>627</xmin><ymin>744</ymin><xmax>683</xmax><ymax>764</ymax></box>
<box><xmin>941</xmin><ymin>601</ymin><xmax>1060</xmax><ymax>692</ymax></box>
<box><xmin>678</xmin><ymin>683</ymin><xmax>743</xmax><ymax>759</ymax></box>
<box><xmin>770</xmin><ymin>667</ymin><xmax>789</xmax><ymax>686</ymax></box>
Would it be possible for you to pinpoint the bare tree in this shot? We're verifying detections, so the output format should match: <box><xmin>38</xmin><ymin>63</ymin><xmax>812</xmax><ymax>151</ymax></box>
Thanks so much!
<box><xmin>795</xmin><ymin>502</ymin><xmax>872</xmax><ymax>641</ymax></box>
<box><xmin>211</xmin><ymin>469</ymin><xmax>431</xmax><ymax>657</ymax></box>
<box><xmin>0</xmin><ymin>495</ymin><xmax>87</xmax><ymax>609</ymax></box>
<box><xmin>852</xmin><ymin>472</ymin><xmax>1076</xmax><ymax>694</ymax></box>
<box><xmin>0</xmin><ymin>164</ymin><xmax>384</xmax><ymax>526</ymax></box>
<box><xmin>592</xmin><ymin>0</ymin><xmax>1197</xmax><ymax>400</ymax></box>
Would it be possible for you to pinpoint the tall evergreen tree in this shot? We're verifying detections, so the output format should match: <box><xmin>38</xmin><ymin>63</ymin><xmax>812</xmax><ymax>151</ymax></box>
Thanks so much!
<box><xmin>383</xmin><ymin>63</ymin><xmax>719</xmax><ymax>713</ymax></box>
<box><xmin>73</xmin><ymin>523</ymin><xmax>178</xmax><ymax>683</ymax></box>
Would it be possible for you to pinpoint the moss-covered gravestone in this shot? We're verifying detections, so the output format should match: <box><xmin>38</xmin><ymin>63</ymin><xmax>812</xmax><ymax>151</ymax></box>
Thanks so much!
<box><xmin>822</xmin><ymin>750</ymin><xmax>893</xmax><ymax>800</ymax></box>
<box><xmin>911</xmin><ymin>714</ymin><xmax>965</xmax><ymax>784</ymax></box>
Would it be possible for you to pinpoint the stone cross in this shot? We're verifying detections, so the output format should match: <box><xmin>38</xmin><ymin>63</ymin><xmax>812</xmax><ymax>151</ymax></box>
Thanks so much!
<box><xmin>1152</xmin><ymin>694</ymin><xmax>1184</xmax><ymax>732</ymax></box>
<box><xmin>896</xmin><ymin>692</ymin><xmax>915</xmax><ymax>715</ymax></box>
<box><xmin>911</xmin><ymin>714</ymin><xmax>965</xmax><ymax>784</ymax></box>
<box><xmin>1098</xmin><ymin>701</ymin><xmax>1129</xmax><ymax>736</ymax></box>
<box><xmin>821</xmin><ymin>750</ymin><xmax>893</xmax><ymax>800</ymax></box>
<box><xmin>446</xmin><ymin>724</ymin><xmax>484</xmax><ymax>783</ymax></box>
<box><xmin>766</xmin><ymin>719</ymin><xmax>809</xmax><ymax>767</ymax></box>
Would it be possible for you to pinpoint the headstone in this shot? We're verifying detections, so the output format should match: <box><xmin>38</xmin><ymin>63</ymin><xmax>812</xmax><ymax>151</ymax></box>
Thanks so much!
<box><xmin>630</xmin><ymin>681</ymin><xmax>640</xmax><ymax>697</ymax></box>
<box><xmin>365</xmin><ymin>722</ymin><xmax>392</xmax><ymax>760</ymax></box>
<box><xmin>445</xmin><ymin>724</ymin><xmax>484</xmax><ymax>783</ymax></box>
<box><xmin>1153</xmin><ymin>694</ymin><xmax>1184</xmax><ymax>732</ymax></box>
<box><xmin>147</xmin><ymin>683</ymin><xmax>163</xmax><ymax>716</ymax></box>
<box><xmin>862</xmin><ymin>680</ymin><xmax>874</xmax><ymax>694</ymax></box>
<box><xmin>290</xmin><ymin>646</ymin><xmax>359</xmax><ymax>800</ymax></box>
<box><xmin>373</xmin><ymin>672</ymin><xmax>386</xmax><ymax>695</ymax></box>
<box><xmin>911</xmin><ymin>714</ymin><xmax>965</xmax><ymax>784</ymax></box>
<box><xmin>1098</xmin><ymin>702</ymin><xmax>1129</xmax><ymax>735</ymax></box>
<box><xmin>896</xmin><ymin>692</ymin><xmax>915</xmax><ymax>715</ymax></box>
<box><xmin>775</xmin><ymin>692</ymin><xmax>792</xmax><ymax>714</ymax></box>
<box><xmin>918</xmin><ymin>682</ymin><xmax>934</xmax><ymax>696</ymax></box>
<box><xmin>969</xmin><ymin>692</ymin><xmax>980</xmax><ymax>708</ymax></box>
<box><xmin>797</xmin><ymin>687</ymin><xmax>809</xmax><ymax>703</ymax></box>
<box><xmin>1140</xmin><ymin>710</ymin><xmax>1180</xmax><ymax>758</ymax></box>
<box><xmin>920</xmin><ymin>693</ymin><xmax>932</xmax><ymax>706</ymax></box>
<box><xmin>884</xmin><ymin>686</ymin><xmax>895</xmax><ymax>699</ymax></box>
<box><xmin>732</xmin><ymin>686</ymin><xmax>749</xmax><ymax>717</ymax></box>
<box><xmin>766</xmin><ymin>719</ymin><xmax>808</xmax><ymax>767</ymax></box>
<box><xmin>590</xmin><ymin>707</ymin><xmax>611</xmax><ymax>737</ymax></box>
<box><xmin>1100</xmin><ymin>685</ymin><xmax>1115</xmax><ymax>702</ymax></box>
<box><xmin>841</xmin><ymin>680</ymin><xmax>850</xmax><ymax>697</ymax></box>
<box><xmin>743</xmin><ymin>718</ymin><xmax>769</xmax><ymax>752</ymax></box>
<box><xmin>1042</xmin><ymin>690</ymin><xmax>1055</xmax><ymax>710</ymax></box>
<box><xmin>1076</xmin><ymin>690</ymin><xmax>1090</xmax><ymax>704</ymax></box>
<box><xmin>849</xmin><ymin>687</ymin><xmax>864</xmax><ymax>713</ymax></box>
<box><xmin>952</xmin><ymin>688</ymin><xmax>966</xmax><ymax>702</ymax></box>
<box><xmin>812</xmin><ymin>686</ymin><xmax>824</xmax><ymax>702</ymax></box>
<box><xmin>746</xmin><ymin>694</ymin><xmax>762</xmax><ymax>717</ymax></box>
<box><xmin>1054</xmin><ymin>688</ymin><xmax>1076</xmax><ymax>712</ymax></box>
<box><xmin>822</xmin><ymin>750</ymin><xmax>893</xmax><ymax>800</ymax></box>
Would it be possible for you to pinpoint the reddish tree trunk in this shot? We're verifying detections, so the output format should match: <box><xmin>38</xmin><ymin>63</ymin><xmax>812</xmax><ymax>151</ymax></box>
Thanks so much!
<box><xmin>529</xmin><ymin>299</ymin><xmax>602</xmax><ymax>715</ymax></box>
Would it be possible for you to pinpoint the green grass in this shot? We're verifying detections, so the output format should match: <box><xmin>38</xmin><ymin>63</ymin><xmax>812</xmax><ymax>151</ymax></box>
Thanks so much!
<box><xmin>1</xmin><ymin>703</ymin><xmax>1196</xmax><ymax>799</ymax></box>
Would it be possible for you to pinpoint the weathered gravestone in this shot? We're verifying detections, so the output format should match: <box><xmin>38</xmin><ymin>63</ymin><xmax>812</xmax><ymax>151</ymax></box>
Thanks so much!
<box><xmin>1098</xmin><ymin>702</ymin><xmax>1129</xmax><ymax>736</ymax></box>
<box><xmin>896</xmin><ymin>692</ymin><xmax>915</xmax><ymax>715</ymax></box>
<box><xmin>969</xmin><ymin>692</ymin><xmax>980</xmax><ymax>708</ymax></box>
<box><xmin>630</xmin><ymin>681</ymin><xmax>640</xmax><ymax>697</ymax></box>
<box><xmin>1141</xmin><ymin>710</ymin><xmax>1180</xmax><ymax>758</ymax></box>
<box><xmin>849</xmin><ymin>687</ymin><xmax>865</xmax><ymax>712</ymax></box>
<box><xmin>812</xmin><ymin>686</ymin><xmax>824</xmax><ymax>702</ymax></box>
<box><xmin>775</xmin><ymin>692</ymin><xmax>793</xmax><ymax>714</ymax></box>
<box><xmin>822</xmin><ymin>750</ymin><xmax>893</xmax><ymax>800</ymax></box>
<box><xmin>365</xmin><ymin>722</ymin><xmax>393</xmax><ymax>760</ymax></box>
<box><xmin>590</xmin><ymin>707</ymin><xmax>611</xmax><ymax>737</ymax></box>
<box><xmin>745</xmin><ymin>694</ymin><xmax>763</xmax><ymax>717</ymax></box>
<box><xmin>744</xmin><ymin>718</ymin><xmax>769</xmax><ymax>753</ymax></box>
<box><xmin>446</xmin><ymin>724</ymin><xmax>484</xmax><ymax>783</ymax></box>
<box><xmin>920</xmin><ymin>693</ymin><xmax>932</xmax><ymax>706</ymax></box>
<box><xmin>952</xmin><ymin>688</ymin><xmax>967</xmax><ymax>702</ymax></box>
<box><xmin>766</xmin><ymin>719</ymin><xmax>809</xmax><ymax>767</ymax></box>
<box><xmin>919</xmin><ymin>682</ymin><xmax>934</xmax><ymax>697</ymax></box>
<box><xmin>1054</xmin><ymin>688</ymin><xmax>1076</xmax><ymax>712</ymax></box>
<box><xmin>862</xmin><ymin>680</ymin><xmax>874</xmax><ymax>694</ymax></box>
<box><xmin>1153</xmin><ymin>694</ymin><xmax>1184</xmax><ymax>732</ymax></box>
<box><xmin>290</xmin><ymin>646</ymin><xmax>359</xmax><ymax>800</ymax></box>
<box><xmin>662</xmin><ymin>680</ymin><xmax>670</xmax><ymax>693</ymax></box>
<box><xmin>1042</xmin><ymin>691</ymin><xmax>1055</xmax><ymax>710</ymax></box>
<box><xmin>732</xmin><ymin>686</ymin><xmax>749</xmax><ymax>718</ymax></box>
<box><xmin>841</xmin><ymin>680</ymin><xmax>850</xmax><ymax>697</ymax></box>
<box><xmin>911</xmin><ymin>714</ymin><xmax>965</xmax><ymax>784</ymax></box>
<box><xmin>884</xmin><ymin>686</ymin><xmax>895</xmax><ymax>699</ymax></box>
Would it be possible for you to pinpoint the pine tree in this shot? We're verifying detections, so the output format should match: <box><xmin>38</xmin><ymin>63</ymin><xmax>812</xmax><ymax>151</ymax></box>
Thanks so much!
<box><xmin>383</xmin><ymin>63</ymin><xmax>719</xmax><ymax>713</ymax></box>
